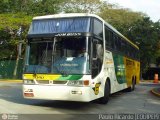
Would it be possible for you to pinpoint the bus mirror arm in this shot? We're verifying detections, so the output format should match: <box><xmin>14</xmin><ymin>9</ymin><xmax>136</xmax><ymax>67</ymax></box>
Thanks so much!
<box><xmin>96</xmin><ymin>44</ymin><xmax>103</xmax><ymax>59</ymax></box>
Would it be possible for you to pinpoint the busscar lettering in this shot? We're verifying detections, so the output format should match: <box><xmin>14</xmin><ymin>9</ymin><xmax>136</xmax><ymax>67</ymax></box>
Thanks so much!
<box><xmin>55</xmin><ymin>33</ymin><xmax>67</xmax><ymax>36</ymax></box>
<box><xmin>55</xmin><ymin>33</ymin><xmax>81</xmax><ymax>36</ymax></box>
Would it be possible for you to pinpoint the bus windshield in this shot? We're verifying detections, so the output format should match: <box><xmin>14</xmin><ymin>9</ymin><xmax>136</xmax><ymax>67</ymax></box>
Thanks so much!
<box><xmin>24</xmin><ymin>37</ymin><xmax>90</xmax><ymax>75</ymax></box>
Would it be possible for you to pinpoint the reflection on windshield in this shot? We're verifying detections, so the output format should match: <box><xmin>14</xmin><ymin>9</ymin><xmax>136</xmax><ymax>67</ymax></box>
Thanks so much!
<box><xmin>28</xmin><ymin>17</ymin><xmax>90</xmax><ymax>34</ymax></box>
<box><xmin>25</xmin><ymin>37</ymin><xmax>90</xmax><ymax>74</ymax></box>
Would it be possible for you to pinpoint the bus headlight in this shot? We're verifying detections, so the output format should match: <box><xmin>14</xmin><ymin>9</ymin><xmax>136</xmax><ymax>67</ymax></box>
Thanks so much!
<box><xmin>67</xmin><ymin>80</ymin><xmax>89</xmax><ymax>86</ymax></box>
<box><xmin>23</xmin><ymin>80</ymin><xmax>35</xmax><ymax>84</ymax></box>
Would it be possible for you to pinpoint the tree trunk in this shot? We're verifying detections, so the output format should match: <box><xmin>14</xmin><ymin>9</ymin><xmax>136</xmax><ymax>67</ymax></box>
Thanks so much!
<box><xmin>13</xmin><ymin>55</ymin><xmax>19</xmax><ymax>79</ymax></box>
<box><xmin>13</xmin><ymin>44</ymin><xmax>20</xmax><ymax>79</ymax></box>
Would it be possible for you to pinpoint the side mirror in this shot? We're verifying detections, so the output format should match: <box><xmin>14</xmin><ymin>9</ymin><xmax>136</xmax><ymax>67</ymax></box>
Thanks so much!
<box><xmin>96</xmin><ymin>44</ymin><xmax>103</xmax><ymax>60</ymax></box>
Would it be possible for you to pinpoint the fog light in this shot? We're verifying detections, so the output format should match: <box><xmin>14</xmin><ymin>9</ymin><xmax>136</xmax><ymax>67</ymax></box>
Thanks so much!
<box><xmin>24</xmin><ymin>93</ymin><xmax>34</xmax><ymax>97</ymax></box>
<box><xmin>23</xmin><ymin>80</ymin><xmax>35</xmax><ymax>84</ymax></box>
<box><xmin>83</xmin><ymin>80</ymin><xmax>89</xmax><ymax>86</ymax></box>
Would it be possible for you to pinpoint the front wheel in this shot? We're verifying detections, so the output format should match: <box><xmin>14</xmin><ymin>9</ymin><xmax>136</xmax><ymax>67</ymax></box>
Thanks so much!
<box><xmin>98</xmin><ymin>81</ymin><xmax>110</xmax><ymax>104</ymax></box>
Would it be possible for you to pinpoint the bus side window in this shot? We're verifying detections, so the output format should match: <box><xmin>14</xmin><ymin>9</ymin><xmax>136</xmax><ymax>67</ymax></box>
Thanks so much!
<box><xmin>116</xmin><ymin>37</ymin><xmax>121</xmax><ymax>51</ymax></box>
<box><xmin>93</xmin><ymin>18</ymin><xmax>103</xmax><ymax>38</ymax></box>
<box><xmin>113</xmin><ymin>35</ymin><xmax>118</xmax><ymax>50</ymax></box>
<box><xmin>105</xmin><ymin>26</ymin><xmax>110</xmax><ymax>48</ymax></box>
<box><xmin>110</xmin><ymin>32</ymin><xmax>114</xmax><ymax>49</ymax></box>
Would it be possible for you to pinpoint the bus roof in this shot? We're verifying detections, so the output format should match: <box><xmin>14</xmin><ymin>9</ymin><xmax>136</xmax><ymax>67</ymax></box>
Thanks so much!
<box><xmin>33</xmin><ymin>13</ymin><xmax>139</xmax><ymax>49</ymax></box>
<box><xmin>33</xmin><ymin>13</ymin><xmax>102</xmax><ymax>20</ymax></box>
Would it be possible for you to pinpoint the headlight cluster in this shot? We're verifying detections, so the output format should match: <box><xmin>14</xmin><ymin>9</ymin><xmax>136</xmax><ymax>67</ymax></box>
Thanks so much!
<box><xmin>67</xmin><ymin>80</ymin><xmax>89</xmax><ymax>86</ymax></box>
<box><xmin>23</xmin><ymin>80</ymin><xmax>35</xmax><ymax>84</ymax></box>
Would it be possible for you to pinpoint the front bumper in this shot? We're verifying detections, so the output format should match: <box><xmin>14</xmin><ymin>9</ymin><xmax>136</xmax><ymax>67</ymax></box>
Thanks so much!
<box><xmin>23</xmin><ymin>84</ymin><xmax>95</xmax><ymax>102</ymax></box>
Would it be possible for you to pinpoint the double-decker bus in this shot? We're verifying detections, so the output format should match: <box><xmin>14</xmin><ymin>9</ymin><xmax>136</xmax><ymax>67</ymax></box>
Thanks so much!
<box><xmin>23</xmin><ymin>13</ymin><xmax>140</xmax><ymax>104</ymax></box>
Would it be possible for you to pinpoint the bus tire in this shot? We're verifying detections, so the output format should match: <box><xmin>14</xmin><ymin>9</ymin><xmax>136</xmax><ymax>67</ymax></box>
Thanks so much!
<box><xmin>127</xmin><ymin>79</ymin><xmax>135</xmax><ymax>92</ymax></box>
<box><xmin>98</xmin><ymin>81</ymin><xmax>110</xmax><ymax>104</ymax></box>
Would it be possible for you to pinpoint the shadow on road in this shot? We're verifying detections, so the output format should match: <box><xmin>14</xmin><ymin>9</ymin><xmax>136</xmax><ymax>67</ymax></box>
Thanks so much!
<box><xmin>0</xmin><ymin>83</ymin><xmax>129</xmax><ymax>112</ymax></box>
<box><xmin>0</xmin><ymin>83</ymin><xmax>98</xmax><ymax>111</ymax></box>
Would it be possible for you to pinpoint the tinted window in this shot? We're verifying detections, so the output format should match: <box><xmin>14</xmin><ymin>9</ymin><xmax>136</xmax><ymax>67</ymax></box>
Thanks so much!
<box><xmin>93</xmin><ymin>19</ymin><xmax>103</xmax><ymax>38</ymax></box>
<box><xmin>105</xmin><ymin>26</ymin><xmax>111</xmax><ymax>47</ymax></box>
<box><xmin>29</xmin><ymin>17</ymin><xmax>91</xmax><ymax>34</ymax></box>
<box><xmin>110</xmin><ymin>32</ymin><xmax>114</xmax><ymax>49</ymax></box>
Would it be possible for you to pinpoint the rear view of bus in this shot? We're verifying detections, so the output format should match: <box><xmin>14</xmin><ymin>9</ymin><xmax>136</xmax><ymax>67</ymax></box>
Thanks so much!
<box><xmin>23</xmin><ymin>13</ymin><xmax>140</xmax><ymax>104</ymax></box>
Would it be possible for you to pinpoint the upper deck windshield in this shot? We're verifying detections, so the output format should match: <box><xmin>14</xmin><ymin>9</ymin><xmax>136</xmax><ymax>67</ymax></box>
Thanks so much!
<box><xmin>28</xmin><ymin>17</ymin><xmax>91</xmax><ymax>35</ymax></box>
<box><xmin>24</xmin><ymin>37</ymin><xmax>90</xmax><ymax>75</ymax></box>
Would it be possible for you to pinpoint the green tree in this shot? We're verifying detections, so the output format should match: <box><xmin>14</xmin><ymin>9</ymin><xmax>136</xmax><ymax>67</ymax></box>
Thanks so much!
<box><xmin>62</xmin><ymin>0</ymin><xmax>101</xmax><ymax>13</ymax></box>
<box><xmin>153</xmin><ymin>21</ymin><xmax>160</xmax><ymax>65</ymax></box>
<box><xmin>127</xmin><ymin>17</ymin><xmax>160</xmax><ymax>72</ymax></box>
<box><xmin>98</xmin><ymin>1</ymin><xmax>145</xmax><ymax>36</ymax></box>
<box><xmin>0</xmin><ymin>13</ymin><xmax>32</xmax><ymax>58</ymax></box>
<box><xmin>25</xmin><ymin>0</ymin><xmax>64</xmax><ymax>15</ymax></box>
<box><xmin>0</xmin><ymin>13</ymin><xmax>32</xmax><ymax>78</ymax></box>
<box><xmin>0</xmin><ymin>0</ymin><xmax>64</xmax><ymax>15</ymax></box>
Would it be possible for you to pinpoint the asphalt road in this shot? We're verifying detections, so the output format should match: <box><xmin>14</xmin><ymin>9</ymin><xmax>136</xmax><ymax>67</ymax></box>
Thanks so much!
<box><xmin>0</xmin><ymin>82</ymin><xmax>160</xmax><ymax>120</ymax></box>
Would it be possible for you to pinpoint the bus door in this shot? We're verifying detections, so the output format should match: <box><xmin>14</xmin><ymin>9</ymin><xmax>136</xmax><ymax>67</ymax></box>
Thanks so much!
<box><xmin>91</xmin><ymin>39</ymin><xmax>103</xmax><ymax>79</ymax></box>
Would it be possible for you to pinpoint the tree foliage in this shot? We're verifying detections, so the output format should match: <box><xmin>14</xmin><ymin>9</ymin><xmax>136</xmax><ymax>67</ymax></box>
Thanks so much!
<box><xmin>0</xmin><ymin>0</ymin><xmax>64</xmax><ymax>59</ymax></box>
<box><xmin>0</xmin><ymin>13</ymin><xmax>32</xmax><ymax>59</ymax></box>
<box><xmin>0</xmin><ymin>0</ymin><xmax>64</xmax><ymax>15</ymax></box>
<box><xmin>62</xmin><ymin>0</ymin><xmax>101</xmax><ymax>13</ymax></box>
<box><xmin>127</xmin><ymin>18</ymin><xmax>160</xmax><ymax>72</ymax></box>
<box><xmin>99</xmin><ymin>2</ymin><xmax>145</xmax><ymax>36</ymax></box>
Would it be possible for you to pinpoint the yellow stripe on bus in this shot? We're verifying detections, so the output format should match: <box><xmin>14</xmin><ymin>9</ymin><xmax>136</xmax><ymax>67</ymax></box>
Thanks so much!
<box><xmin>23</xmin><ymin>74</ymin><xmax>34</xmax><ymax>79</ymax></box>
<box><xmin>23</xmin><ymin>74</ymin><xmax>61</xmax><ymax>80</ymax></box>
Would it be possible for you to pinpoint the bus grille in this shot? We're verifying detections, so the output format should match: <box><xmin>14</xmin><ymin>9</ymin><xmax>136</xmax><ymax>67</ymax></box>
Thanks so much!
<box><xmin>37</xmin><ymin>80</ymin><xmax>67</xmax><ymax>85</ymax></box>
<box><xmin>37</xmin><ymin>80</ymin><xmax>49</xmax><ymax>84</ymax></box>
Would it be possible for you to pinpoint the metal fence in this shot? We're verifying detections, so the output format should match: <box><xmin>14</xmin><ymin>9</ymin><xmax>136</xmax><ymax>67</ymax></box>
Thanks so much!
<box><xmin>0</xmin><ymin>59</ymin><xmax>23</xmax><ymax>79</ymax></box>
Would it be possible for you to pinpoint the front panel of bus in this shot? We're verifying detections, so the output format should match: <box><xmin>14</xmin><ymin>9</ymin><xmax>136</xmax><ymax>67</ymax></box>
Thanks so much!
<box><xmin>23</xmin><ymin>16</ymin><xmax>105</xmax><ymax>102</ymax></box>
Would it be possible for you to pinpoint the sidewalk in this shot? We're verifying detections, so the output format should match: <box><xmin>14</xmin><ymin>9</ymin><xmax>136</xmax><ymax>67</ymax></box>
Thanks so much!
<box><xmin>0</xmin><ymin>79</ymin><xmax>22</xmax><ymax>83</ymax></box>
<box><xmin>137</xmin><ymin>80</ymin><xmax>160</xmax><ymax>97</ymax></box>
<box><xmin>141</xmin><ymin>80</ymin><xmax>156</xmax><ymax>83</ymax></box>
<box><xmin>142</xmin><ymin>80</ymin><xmax>160</xmax><ymax>97</ymax></box>
<box><xmin>151</xmin><ymin>87</ymin><xmax>160</xmax><ymax>97</ymax></box>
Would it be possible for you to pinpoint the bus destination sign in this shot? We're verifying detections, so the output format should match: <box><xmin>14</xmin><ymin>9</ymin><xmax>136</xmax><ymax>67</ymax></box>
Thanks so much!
<box><xmin>55</xmin><ymin>33</ymin><xmax>82</xmax><ymax>37</ymax></box>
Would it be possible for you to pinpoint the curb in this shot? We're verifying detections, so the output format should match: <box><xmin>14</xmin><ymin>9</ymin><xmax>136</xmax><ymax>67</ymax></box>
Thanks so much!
<box><xmin>150</xmin><ymin>88</ymin><xmax>160</xmax><ymax>97</ymax></box>
<box><xmin>141</xmin><ymin>80</ymin><xmax>153</xmax><ymax>82</ymax></box>
<box><xmin>141</xmin><ymin>80</ymin><xmax>160</xmax><ymax>84</ymax></box>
